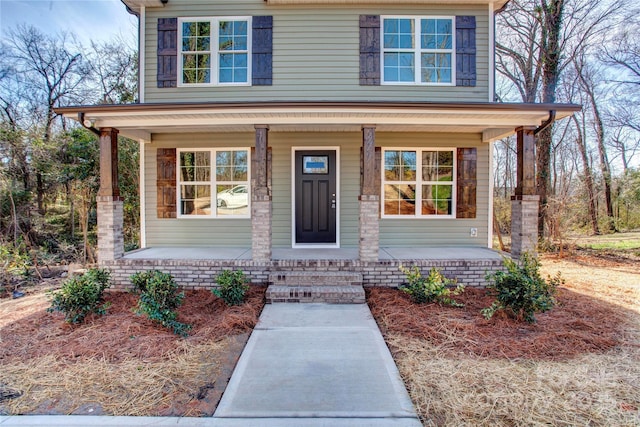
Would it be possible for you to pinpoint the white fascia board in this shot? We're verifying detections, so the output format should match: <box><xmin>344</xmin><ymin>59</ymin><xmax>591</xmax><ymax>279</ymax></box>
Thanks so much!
<box><xmin>91</xmin><ymin>110</ymin><xmax>550</xmax><ymax>129</ymax></box>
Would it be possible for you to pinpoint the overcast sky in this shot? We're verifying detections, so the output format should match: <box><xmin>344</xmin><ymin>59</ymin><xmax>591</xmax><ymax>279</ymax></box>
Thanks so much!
<box><xmin>0</xmin><ymin>0</ymin><xmax>137</xmax><ymax>45</ymax></box>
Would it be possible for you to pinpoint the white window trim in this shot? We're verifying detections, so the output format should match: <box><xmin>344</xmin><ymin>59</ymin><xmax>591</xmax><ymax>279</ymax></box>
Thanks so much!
<box><xmin>176</xmin><ymin>148</ymin><xmax>251</xmax><ymax>219</ymax></box>
<box><xmin>381</xmin><ymin>147</ymin><xmax>457</xmax><ymax>219</ymax></box>
<box><xmin>177</xmin><ymin>16</ymin><xmax>253</xmax><ymax>87</ymax></box>
<box><xmin>381</xmin><ymin>15</ymin><xmax>456</xmax><ymax>86</ymax></box>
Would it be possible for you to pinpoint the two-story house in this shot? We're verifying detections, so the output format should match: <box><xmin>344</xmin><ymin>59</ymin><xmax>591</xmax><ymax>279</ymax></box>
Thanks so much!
<box><xmin>58</xmin><ymin>0</ymin><xmax>579</xmax><ymax>297</ymax></box>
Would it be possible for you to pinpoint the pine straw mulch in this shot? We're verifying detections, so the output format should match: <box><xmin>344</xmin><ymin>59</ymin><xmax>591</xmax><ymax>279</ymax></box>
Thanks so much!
<box><xmin>368</xmin><ymin>254</ymin><xmax>640</xmax><ymax>426</ymax></box>
<box><xmin>0</xmin><ymin>286</ymin><xmax>265</xmax><ymax>416</ymax></box>
<box><xmin>367</xmin><ymin>286</ymin><xmax>628</xmax><ymax>361</ymax></box>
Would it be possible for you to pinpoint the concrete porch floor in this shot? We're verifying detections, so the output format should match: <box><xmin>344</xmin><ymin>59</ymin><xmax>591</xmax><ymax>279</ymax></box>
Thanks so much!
<box><xmin>122</xmin><ymin>246</ymin><xmax>504</xmax><ymax>261</ymax></box>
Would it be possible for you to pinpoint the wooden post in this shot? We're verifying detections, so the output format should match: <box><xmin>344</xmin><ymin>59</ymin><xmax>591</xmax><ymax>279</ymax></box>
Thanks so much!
<box><xmin>98</xmin><ymin>127</ymin><xmax>120</xmax><ymax>197</ymax></box>
<box><xmin>359</xmin><ymin>125</ymin><xmax>379</xmax><ymax>262</ymax></box>
<box><xmin>514</xmin><ymin>126</ymin><xmax>536</xmax><ymax>197</ymax></box>
<box><xmin>511</xmin><ymin>126</ymin><xmax>539</xmax><ymax>257</ymax></box>
<box><xmin>254</xmin><ymin>125</ymin><xmax>269</xmax><ymax>195</ymax></box>
<box><xmin>362</xmin><ymin>126</ymin><xmax>376</xmax><ymax>196</ymax></box>
<box><xmin>252</xmin><ymin>125</ymin><xmax>271</xmax><ymax>262</ymax></box>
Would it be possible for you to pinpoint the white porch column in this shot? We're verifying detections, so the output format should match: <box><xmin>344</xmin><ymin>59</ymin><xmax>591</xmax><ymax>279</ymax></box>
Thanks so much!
<box><xmin>252</xmin><ymin>125</ymin><xmax>272</xmax><ymax>262</ymax></box>
<box><xmin>97</xmin><ymin>127</ymin><xmax>124</xmax><ymax>263</ymax></box>
<box><xmin>360</xmin><ymin>126</ymin><xmax>379</xmax><ymax>262</ymax></box>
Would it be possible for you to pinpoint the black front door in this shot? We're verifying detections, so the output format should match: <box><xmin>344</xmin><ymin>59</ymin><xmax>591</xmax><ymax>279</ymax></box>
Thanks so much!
<box><xmin>295</xmin><ymin>150</ymin><xmax>337</xmax><ymax>244</ymax></box>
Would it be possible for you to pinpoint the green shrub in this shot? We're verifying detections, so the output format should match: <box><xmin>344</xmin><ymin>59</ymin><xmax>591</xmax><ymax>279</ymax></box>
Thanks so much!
<box><xmin>47</xmin><ymin>268</ymin><xmax>111</xmax><ymax>323</ymax></box>
<box><xmin>213</xmin><ymin>269</ymin><xmax>249</xmax><ymax>306</ymax></box>
<box><xmin>399</xmin><ymin>265</ymin><xmax>465</xmax><ymax>306</ymax></box>
<box><xmin>0</xmin><ymin>241</ymin><xmax>31</xmax><ymax>287</ymax></box>
<box><xmin>482</xmin><ymin>253</ymin><xmax>563</xmax><ymax>323</ymax></box>
<box><xmin>130</xmin><ymin>270</ymin><xmax>191</xmax><ymax>337</ymax></box>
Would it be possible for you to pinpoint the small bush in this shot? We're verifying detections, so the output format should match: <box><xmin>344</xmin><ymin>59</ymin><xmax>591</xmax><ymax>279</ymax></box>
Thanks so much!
<box><xmin>130</xmin><ymin>270</ymin><xmax>191</xmax><ymax>337</ymax></box>
<box><xmin>47</xmin><ymin>268</ymin><xmax>111</xmax><ymax>323</ymax></box>
<box><xmin>482</xmin><ymin>253</ymin><xmax>562</xmax><ymax>323</ymax></box>
<box><xmin>399</xmin><ymin>265</ymin><xmax>465</xmax><ymax>306</ymax></box>
<box><xmin>0</xmin><ymin>241</ymin><xmax>31</xmax><ymax>287</ymax></box>
<box><xmin>213</xmin><ymin>269</ymin><xmax>249</xmax><ymax>306</ymax></box>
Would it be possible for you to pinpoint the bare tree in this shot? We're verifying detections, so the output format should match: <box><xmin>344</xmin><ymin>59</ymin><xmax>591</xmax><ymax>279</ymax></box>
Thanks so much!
<box><xmin>89</xmin><ymin>36</ymin><xmax>138</xmax><ymax>105</ymax></box>
<box><xmin>496</xmin><ymin>0</ymin><xmax>624</xmax><ymax>239</ymax></box>
<box><xmin>573</xmin><ymin>55</ymin><xmax>616</xmax><ymax>231</ymax></box>
<box><xmin>3</xmin><ymin>25</ymin><xmax>90</xmax><ymax>214</ymax></box>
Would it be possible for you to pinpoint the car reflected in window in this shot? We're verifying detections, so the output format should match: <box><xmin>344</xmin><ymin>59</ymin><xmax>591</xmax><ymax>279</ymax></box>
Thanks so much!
<box><xmin>216</xmin><ymin>184</ymin><xmax>249</xmax><ymax>208</ymax></box>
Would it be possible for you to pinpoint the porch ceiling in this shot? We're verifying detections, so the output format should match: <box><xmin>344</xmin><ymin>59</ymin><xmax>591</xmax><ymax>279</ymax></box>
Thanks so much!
<box><xmin>56</xmin><ymin>101</ymin><xmax>580</xmax><ymax>143</ymax></box>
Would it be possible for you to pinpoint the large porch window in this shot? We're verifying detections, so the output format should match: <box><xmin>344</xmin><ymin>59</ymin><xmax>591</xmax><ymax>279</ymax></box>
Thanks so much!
<box><xmin>382</xmin><ymin>148</ymin><xmax>455</xmax><ymax>218</ymax></box>
<box><xmin>177</xmin><ymin>148</ymin><xmax>250</xmax><ymax>218</ymax></box>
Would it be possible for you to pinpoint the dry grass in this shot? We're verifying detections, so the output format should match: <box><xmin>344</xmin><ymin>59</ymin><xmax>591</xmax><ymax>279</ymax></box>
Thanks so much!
<box><xmin>0</xmin><ymin>287</ymin><xmax>265</xmax><ymax>416</ymax></box>
<box><xmin>0</xmin><ymin>340</ymin><xmax>227</xmax><ymax>416</ymax></box>
<box><xmin>370</xmin><ymin>253</ymin><xmax>640</xmax><ymax>426</ymax></box>
<box><xmin>389</xmin><ymin>335</ymin><xmax>640</xmax><ymax>426</ymax></box>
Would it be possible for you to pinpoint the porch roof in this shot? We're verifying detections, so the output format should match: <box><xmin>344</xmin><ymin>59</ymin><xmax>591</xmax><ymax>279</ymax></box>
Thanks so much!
<box><xmin>56</xmin><ymin>101</ymin><xmax>580</xmax><ymax>143</ymax></box>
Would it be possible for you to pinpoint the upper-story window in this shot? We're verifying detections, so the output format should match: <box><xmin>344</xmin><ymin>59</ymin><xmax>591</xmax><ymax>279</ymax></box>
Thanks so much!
<box><xmin>382</xmin><ymin>17</ymin><xmax>454</xmax><ymax>85</ymax></box>
<box><xmin>178</xmin><ymin>17</ymin><xmax>252</xmax><ymax>86</ymax></box>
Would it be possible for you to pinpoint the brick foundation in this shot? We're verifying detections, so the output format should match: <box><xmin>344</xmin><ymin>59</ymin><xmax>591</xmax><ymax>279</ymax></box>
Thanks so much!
<box><xmin>359</xmin><ymin>196</ymin><xmax>379</xmax><ymax>262</ymax></box>
<box><xmin>251</xmin><ymin>195</ymin><xmax>272</xmax><ymax>262</ymax></box>
<box><xmin>97</xmin><ymin>196</ymin><xmax>124</xmax><ymax>263</ymax></box>
<box><xmin>102</xmin><ymin>256</ymin><xmax>504</xmax><ymax>291</ymax></box>
<box><xmin>511</xmin><ymin>195</ymin><xmax>539</xmax><ymax>258</ymax></box>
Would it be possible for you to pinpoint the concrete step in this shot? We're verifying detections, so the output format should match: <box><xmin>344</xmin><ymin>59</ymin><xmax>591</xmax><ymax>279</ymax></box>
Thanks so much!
<box><xmin>269</xmin><ymin>271</ymin><xmax>363</xmax><ymax>287</ymax></box>
<box><xmin>266</xmin><ymin>285</ymin><xmax>365</xmax><ymax>304</ymax></box>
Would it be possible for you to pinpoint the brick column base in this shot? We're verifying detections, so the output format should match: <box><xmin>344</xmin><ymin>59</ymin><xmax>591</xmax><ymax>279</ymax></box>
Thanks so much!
<box><xmin>252</xmin><ymin>193</ymin><xmax>272</xmax><ymax>262</ymax></box>
<box><xmin>359</xmin><ymin>195</ymin><xmax>379</xmax><ymax>262</ymax></box>
<box><xmin>511</xmin><ymin>195</ymin><xmax>539</xmax><ymax>258</ymax></box>
<box><xmin>97</xmin><ymin>196</ymin><xmax>124</xmax><ymax>264</ymax></box>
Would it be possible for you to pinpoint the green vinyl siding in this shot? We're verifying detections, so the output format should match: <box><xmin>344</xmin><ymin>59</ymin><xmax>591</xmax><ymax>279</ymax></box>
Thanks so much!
<box><xmin>143</xmin><ymin>131</ymin><xmax>361</xmax><ymax>248</ymax></box>
<box><xmin>144</xmin><ymin>133</ymin><xmax>253</xmax><ymax>247</ymax></box>
<box><xmin>144</xmin><ymin>0</ymin><xmax>490</xmax><ymax>102</ymax></box>
<box><xmin>377</xmin><ymin>132</ymin><xmax>489</xmax><ymax>247</ymax></box>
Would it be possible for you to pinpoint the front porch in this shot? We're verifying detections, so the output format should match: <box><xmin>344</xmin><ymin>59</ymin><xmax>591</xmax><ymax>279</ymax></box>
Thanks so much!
<box><xmin>105</xmin><ymin>246</ymin><xmax>505</xmax><ymax>290</ymax></box>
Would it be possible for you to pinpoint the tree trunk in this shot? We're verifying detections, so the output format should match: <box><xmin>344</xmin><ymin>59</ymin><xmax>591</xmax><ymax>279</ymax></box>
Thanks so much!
<box><xmin>572</xmin><ymin>115</ymin><xmax>599</xmax><ymax>235</ymax></box>
<box><xmin>536</xmin><ymin>0</ymin><xmax>565</xmax><ymax>239</ymax></box>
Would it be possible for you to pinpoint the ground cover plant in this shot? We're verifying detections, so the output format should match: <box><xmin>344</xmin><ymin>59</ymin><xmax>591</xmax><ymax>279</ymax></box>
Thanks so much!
<box><xmin>399</xmin><ymin>265</ymin><xmax>464</xmax><ymax>306</ymax></box>
<box><xmin>369</xmin><ymin>252</ymin><xmax>640</xmax><ymax>426</ymax></box>
<box><xmin>482</xmin><ymin>252</ymin><xmax>562</xmax><ymax>323</ymax></box>
<box><xmin>213</xmin><ymin>269</ymin><xmax>249</xmax><ymax>306</ymax></box>
<box><xmin>0</xmin><ymin>286</ymin><xmax>266</xmax><ymax>416</ymax></box>
<box><xmin>47</xmin><ymin>268</ymin><xmax>111</xmax><ymax>324</ymax></box>
<box><xmin>131</xmin><ymin>270</ymin><xmax>191</xmax><ymax>336</ymax></box>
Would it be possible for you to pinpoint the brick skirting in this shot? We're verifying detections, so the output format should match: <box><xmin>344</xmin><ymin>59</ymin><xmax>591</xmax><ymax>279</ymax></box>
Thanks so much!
<box><xmin>102</xmin><ymin>257</ymin><xmax>505</xmax><ymax>290</ymax></box>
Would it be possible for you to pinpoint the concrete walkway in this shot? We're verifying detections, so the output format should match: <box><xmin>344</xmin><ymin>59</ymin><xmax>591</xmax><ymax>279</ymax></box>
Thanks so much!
<box><xmin>213</xmin><ymin>303</ymin><xmax>421</xmax><ymax>426</ymax></box>
<box><xmin>1</xmin><ymin>304</ymin><xmax>421</xmax><ymax>427</ymax></box>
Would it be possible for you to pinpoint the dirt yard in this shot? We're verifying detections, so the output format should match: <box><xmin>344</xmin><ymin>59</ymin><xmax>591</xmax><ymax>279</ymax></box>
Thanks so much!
<box><xmin>1</xmin><ymin>250</ymin><xmax>639</xmax><ymax>424</ymax></box>
<box><xmin>369</xmin><ymin>251</ymin><xmax>640</xmax><ymax>426</ymax></box>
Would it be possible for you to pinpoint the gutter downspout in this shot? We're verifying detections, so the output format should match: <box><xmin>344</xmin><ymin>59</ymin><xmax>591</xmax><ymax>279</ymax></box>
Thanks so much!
<box><xmin>534</xmin><ymin>110</ymin><xmax>557</xmax><ymax>136</ymax></box>
<box><xmin>79</xmin><ymin>112</ymin><xmax>100</xmax><ymax>136</ymax></box>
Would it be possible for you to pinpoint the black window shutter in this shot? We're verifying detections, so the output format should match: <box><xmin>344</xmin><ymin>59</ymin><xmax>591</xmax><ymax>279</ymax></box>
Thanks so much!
<box><xmin>456</xmin><ymin>147</ymin><xmax>477</xmax><ymax>219</ymax></box>
<box><xmin>157</xmin><ymin>18</ymin><xmax>178</xmax><ymax>88</ymax></box>
<box><xmin>359</xmin><ymin>15</ymin><xmax>380</xmax><ymax>86</ymax></box>
<box><xmin>456</xmin><ymin>16</ymin><xmax>476</xmax><ymax>87</ymax></box>
<box><xmin>253</xmin><ymin>16</ymin><xmax>273</xmax><ymax>86</ymax></box>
